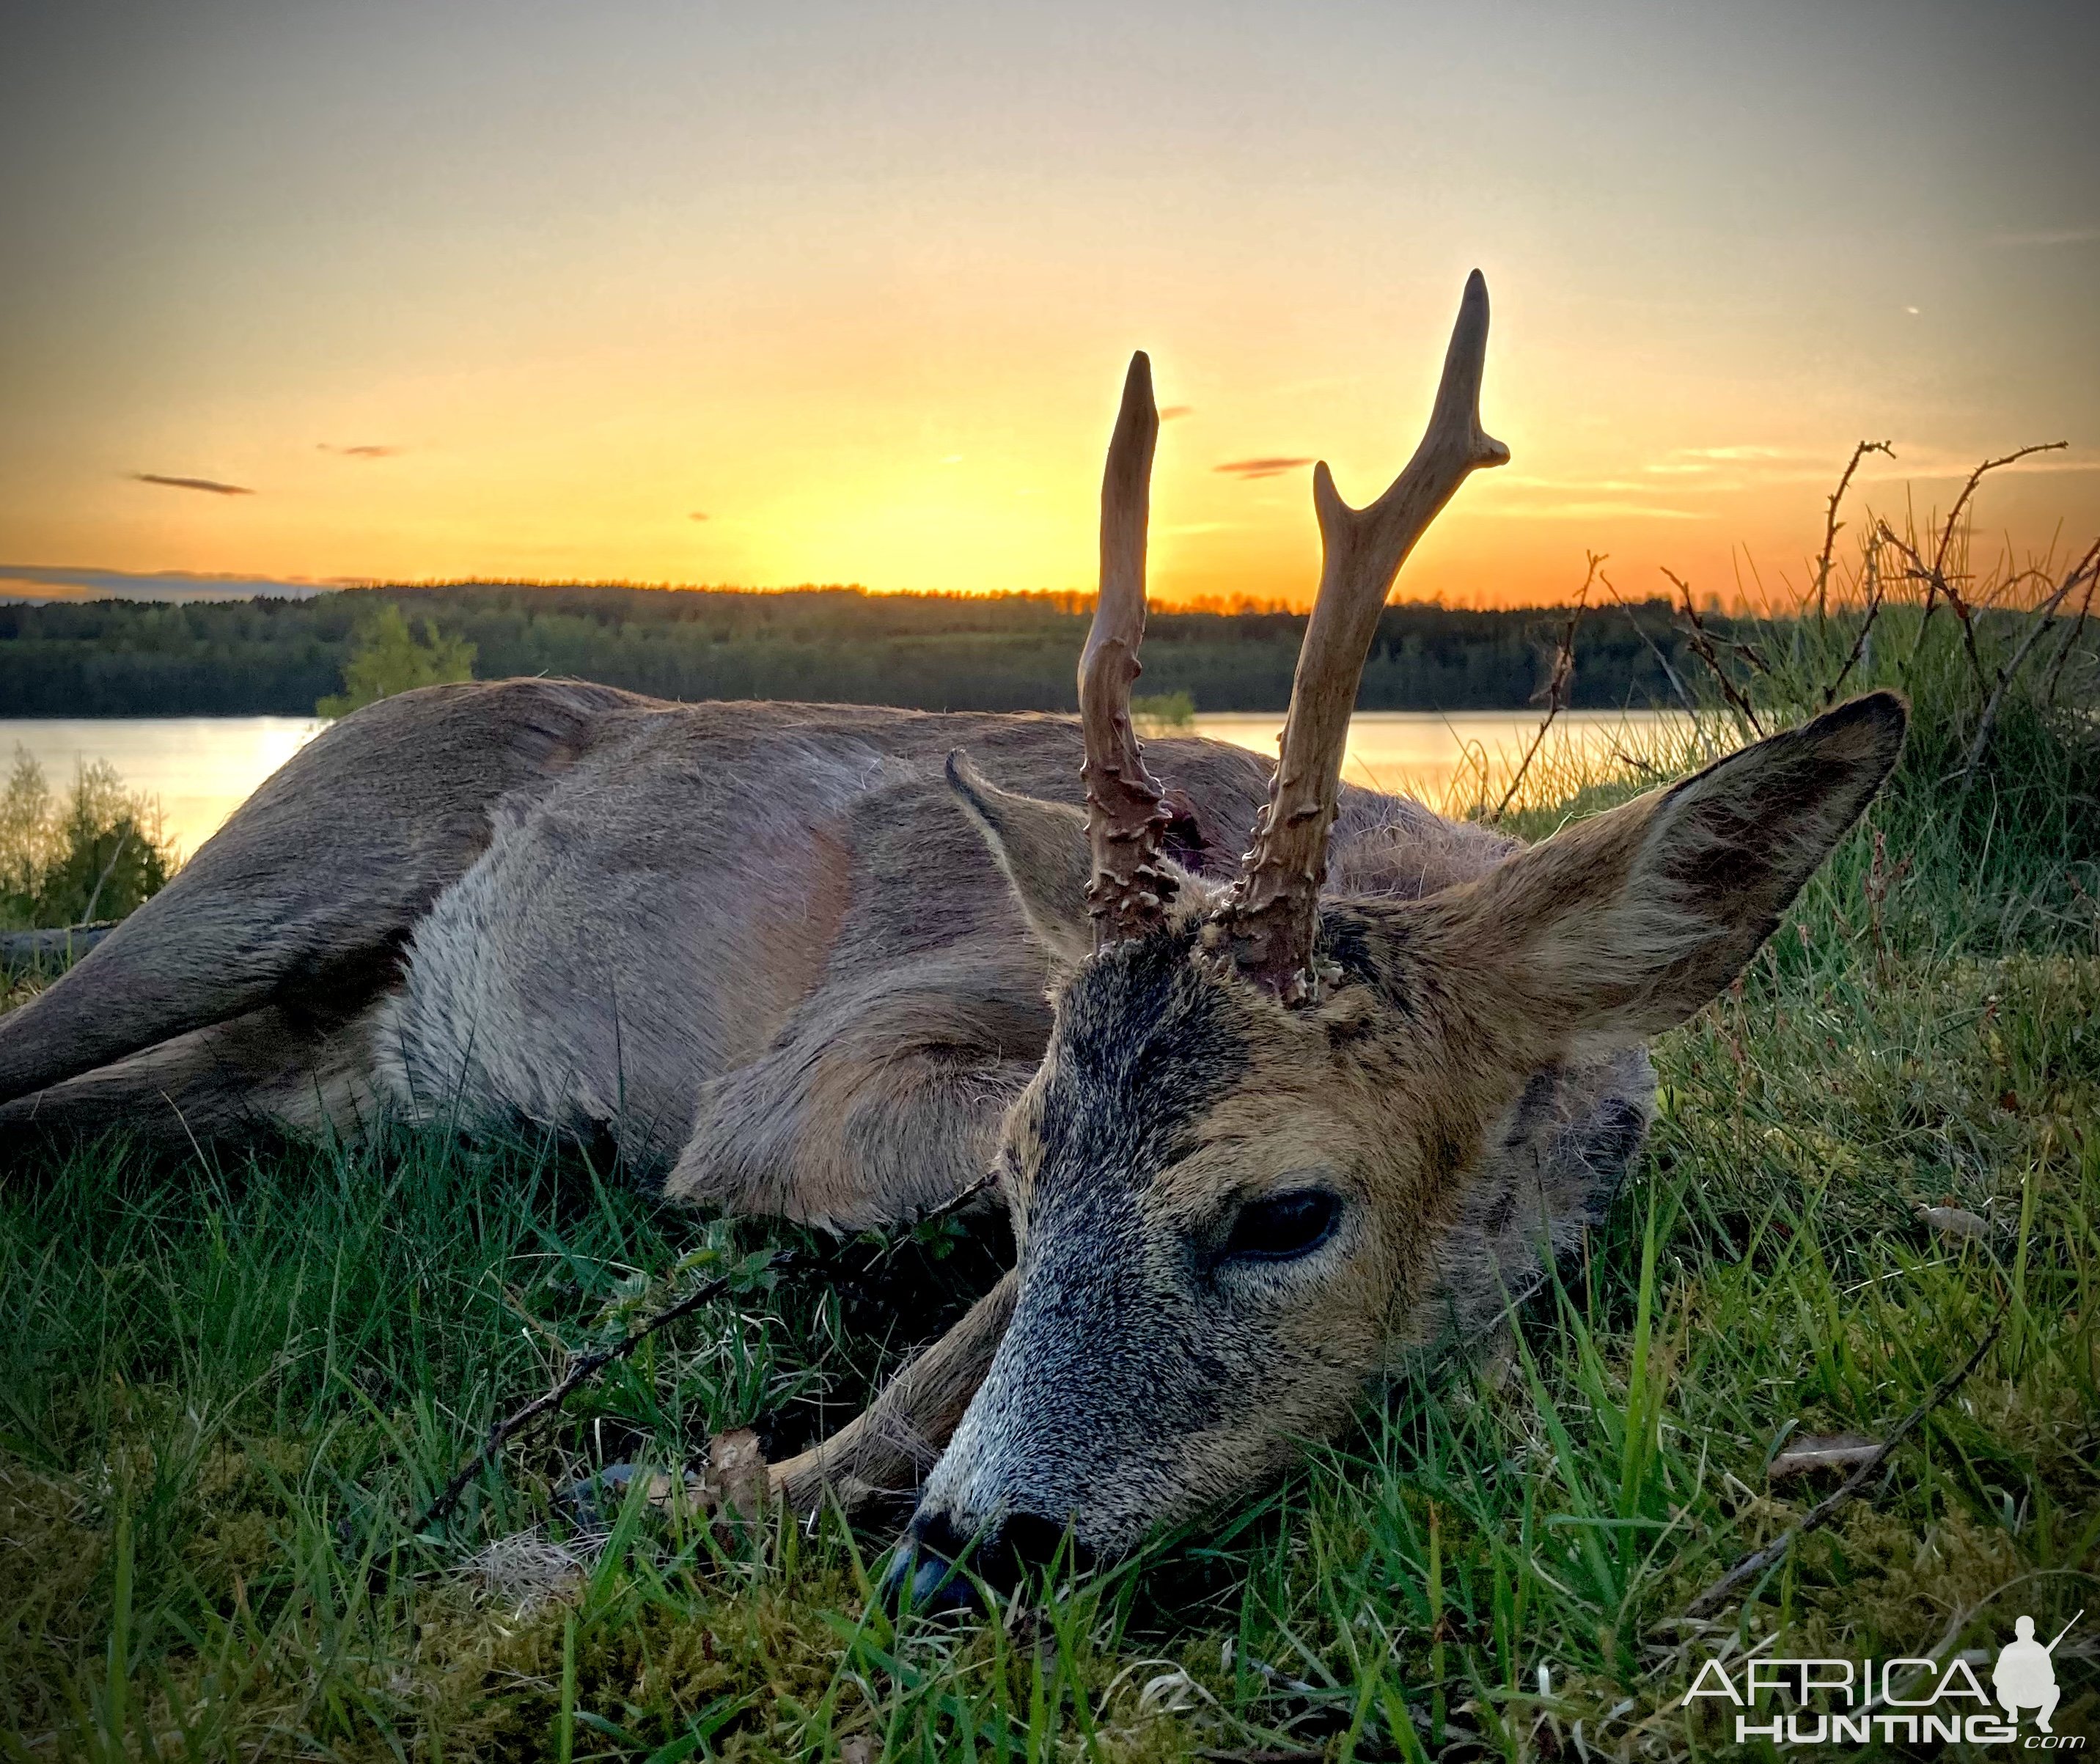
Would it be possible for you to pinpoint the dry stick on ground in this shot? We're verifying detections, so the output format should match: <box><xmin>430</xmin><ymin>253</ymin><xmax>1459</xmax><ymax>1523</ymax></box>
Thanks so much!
<box><xmin>1490</xmin><ymin>555</ymin><xmax>1598</xmax><ymax>821</ymax></box>
<box><xmin>1814</xmin><ymin>440</ymin><xmax>1894</xmax><ymax>632</ymax></box>
<box><xmin>1662</xmin><ymin>567</ymin><xmax>1764</xmax><ymax>735</ymax></box>
<box><xmin>412</xmin><ymin>1254</ymin><xmax>796</xmax><ymax>1536</ymax></box>
<box><xmin>1952</xmin><ymin>537</ymin><xmax>2100</xmax><ymax>798</ymax></box>
<box><xmin>1681</xmin><ymin>1301</ymin><xmax>2008</xmax><ymax>1620</ymax></box>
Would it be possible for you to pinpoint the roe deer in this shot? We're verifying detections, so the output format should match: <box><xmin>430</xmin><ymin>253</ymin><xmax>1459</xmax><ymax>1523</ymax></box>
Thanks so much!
<box><xmin>0</xmin><ymin>274</ymin><xmax>1904</xmax><ymax>1600</ymax></box>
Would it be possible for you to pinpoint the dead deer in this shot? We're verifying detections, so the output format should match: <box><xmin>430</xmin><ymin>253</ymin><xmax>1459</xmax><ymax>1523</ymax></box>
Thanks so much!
<box><xmin>0</xmin><ymin>275</ymin><xmax>1903</xmax><ymax>1601</ymax></box>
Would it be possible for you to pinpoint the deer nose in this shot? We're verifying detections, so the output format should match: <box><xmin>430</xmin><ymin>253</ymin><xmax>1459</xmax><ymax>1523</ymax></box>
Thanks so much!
<box><xmin>881</xmin><ymin>1509</ymin><xmax>989</xmax><ymax>1614</ymax></box>
<box><xmin>880</xmin><ymin>1508</ymin><xmax>1082</xmax><ymax>1614</ymax></box>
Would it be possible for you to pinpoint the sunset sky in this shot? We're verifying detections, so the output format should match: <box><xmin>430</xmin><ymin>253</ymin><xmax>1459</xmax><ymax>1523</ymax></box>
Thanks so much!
<box><xmin>2</xmin><ymin>1</ymin><xmax>2095</xmax><ymax>609</ymax></box>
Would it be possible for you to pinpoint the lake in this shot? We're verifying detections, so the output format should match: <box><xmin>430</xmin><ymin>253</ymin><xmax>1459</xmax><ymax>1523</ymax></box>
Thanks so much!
<box><xmin>0</xmin><ymin>708</ymin><xmax>1689</xmax><ymax>859</ymax></box>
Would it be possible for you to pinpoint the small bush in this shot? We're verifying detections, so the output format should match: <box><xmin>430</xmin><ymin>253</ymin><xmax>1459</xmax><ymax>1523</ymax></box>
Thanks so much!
<box><xmin>1131</xmin><ymin>688</ymin><xmax>1197</xmax><ymax>732</ymax></box>
<box><xmin>317</xmin><ymin>603</ymin><xmax>477</xmax><ymax>718</ymax></box>
<box><xmin>1661</xmin><ymin>446</ymin><xmax>2100</xmax><ymax>941</ymax></box>
<box><xmin>0</xmin><ymin>749</ymin><xmax>176</xmax><ymax>930</ymax></box>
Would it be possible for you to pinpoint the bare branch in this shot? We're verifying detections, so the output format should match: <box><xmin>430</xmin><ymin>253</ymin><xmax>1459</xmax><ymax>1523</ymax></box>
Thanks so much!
<box><xmin>1823</xmin><ymin>531</ymin><xmax>1888</xmax><ymax>706</ymax></box>
<box><xmin>1890</xmin><ymin>443</ymin><xmax>2068</xmax><ymax>672</ymax></box>
<box><xmin>1814</xmin><ymin>440</ymin><xmax>1892</xmax><ymax>631</ymax></box>
<box><xmin>1931</xmin><ymin>442</ymin><xmax>2066</xmax><ymax>584</ymax></box>
<box><xmin>1215</xmin><ymin>271</ymin><xmax>1510</xmax><ymax>1002</ymax></box>
<box><xmin>1663</xmin><ymin>568</ymin><xmax>1764</xmax><ymax>735</ymax></box>
<box><xmin>1600</xmin><ymin>573</ymin><xmax>1697</xmax><ymax>717</ymax></box>
<box><xmin>1955</xmin><ymin>536</ymin><xmax>2100</xmax><ymax>798</ymax></box>
<box><xmin>1079</xmin><ymin>352</ymin><xmax>1175</xmax><ymax>949</ymax></box>
<box><xmin>1490</xmin><ymin>554</ymin><xmax>1598</xmax><ymax>821</ymax></box>
<box><xmin>1879</xmin><ymin>520</ymin><xmax>1989</xmax><ymax>689</ymax></box>
<box><xmin>2044</xmin><ymin>560</ymin><xmax>2099</xmax><ymax>703</ymax></box>
<box><xmin>1682</xmin><ymin>1301</ymin><xmax>2007</xmax><ymax>1620</ymax></box>
<box><xmin>412</xmin><ymin>1256</ymin><xmax>792</xmax><ymax>1535</ymax></box>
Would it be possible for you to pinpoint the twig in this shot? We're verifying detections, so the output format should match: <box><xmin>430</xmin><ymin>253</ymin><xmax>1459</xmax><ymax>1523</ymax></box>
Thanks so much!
<box><xmin>2044</xmin><ymin>564</ymin><xmax>2099</xmax><ymax>703</ymax></box>
<box><xmin>1932</xmin><ymin>443</ymin><xmax>2066</xmax><ymax>585</ymax></box>
<box><xmin>1491</xmin><ymin>556</ymin><xmax>1597</xmax><ymax>820</ymax></box>
<box><xmin>1814</xmin><ymin>441</ymin><xmax>1893</xmax><ymax>631</ymax></box>
<box><xmin>1662</xmin><ymin>568</ymin><xmax>1764</xmax><ymax>735</ymax></box>
<box><xmin>1879</xmin><ymin>521</ymin><xmax>1991</xmax><ymax>689</ymax></box>
<box><xmin>1682</xmin><ymin>1301</ymin><xmax>2008</xmax><ymax>1620</ymax></box>
<box><xmin>1824</xmin><ymin>532</ymin><xmax>1888</xmax><ymax>706</ymax></box>
<box><xmin>78</xmin><ymin>828</ymin><xmax>132</xmax><ymax>927</ymax></box>
<box><xmin>1897</xmin><ymin>442</ymin><xmax>2068</xmax><ymax>668</ymax></box>
<box><xmin>1954</xmin><ymin>537</ymin><xmax>2100</xmax><ymax>799</ymax></box>
<box><xmin>412</xmin><ymin>1254</ymin><xmax>792</xmax><ymax>1535</ymax></box>
<box><xmin>1601</xmin><ymin>573</ymin><xmax>1697</xmax><ymax>716</ymax></box>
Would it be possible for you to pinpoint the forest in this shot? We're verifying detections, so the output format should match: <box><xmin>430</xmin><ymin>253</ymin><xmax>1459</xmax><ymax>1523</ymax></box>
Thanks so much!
<box><xmin>0</xmin><ymin>583</ymin><xmax>1700</xmax><ymax>716</ymax></box>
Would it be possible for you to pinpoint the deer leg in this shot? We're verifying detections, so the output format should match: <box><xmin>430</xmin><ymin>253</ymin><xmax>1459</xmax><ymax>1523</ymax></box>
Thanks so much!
<box><xmin>0</xmin><ymin>991</ymin><xmax>394</xmax><ymax>1158</ymax></box>
<box><xmin>771</xmin><ymin>1269</ymin><xmax>1017</xmax><ymax>1515</ymax></box>
<box><xmin>0</xmin><ymin>679</ymin><xmax>625</xmax><ymax>1110</ymax></box>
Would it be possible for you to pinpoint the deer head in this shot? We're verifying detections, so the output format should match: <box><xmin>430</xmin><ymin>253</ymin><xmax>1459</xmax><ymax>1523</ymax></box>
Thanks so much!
<box><xmin>894</xmin><ymin>273</ymin><xmax>1906</xmax><ymax>1602</ymax></box>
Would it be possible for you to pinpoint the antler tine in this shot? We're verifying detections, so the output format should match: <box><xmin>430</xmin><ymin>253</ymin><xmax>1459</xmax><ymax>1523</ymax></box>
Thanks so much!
<box><xmin>1216</xmin><ymin>271</ymin><xmax>1510</xmax><ymax>1001</ymax></box>
<box><xmin>1079</xmin><ymin>350</ymin><xmax>1175</xmax><ymax>950</ymax></box>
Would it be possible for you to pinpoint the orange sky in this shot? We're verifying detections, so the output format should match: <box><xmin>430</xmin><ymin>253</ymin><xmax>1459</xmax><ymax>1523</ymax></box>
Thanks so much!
<box><xmin>1</xmin><ymin>3</ymin><xmax>2094</xmax><ymax>610</ymax></box>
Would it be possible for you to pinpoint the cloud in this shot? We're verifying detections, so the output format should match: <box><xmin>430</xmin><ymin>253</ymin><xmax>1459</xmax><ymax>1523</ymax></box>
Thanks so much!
<box><xmin>1502</xmin><ymin>474</ymin><xmax>1688</xmax><ymax>494</ymax></box>
<box><xmin>1491</xmin><ymin>501</ymin><xmax>1708</xmax><ymax>522</ymax></box>
<box><xmin>1670</xmin><ymin>444</ymin><xmax>1806</xmax><ymax>463</ymax></box>
<box><xmin>318</xmin><ymin>443</ymin><xmax>402</xmax><ymax>458</ymax></box>
<box><xmin>1215</xmin><ymin>455</ymin><xmax>1314</xmax><ymax>479</ymax></box>
<box><xmin>133</xmin><ymin>472</ymin><xmax>253</xmax><ymax>496</ymax></box>
<box><xmin>1159</xmin><ymin>405</ymin><xmax>1194</xmax><ymax>422</ymax></box>
<box><xmin>1991</xmin><ymin>224</ymin><xmax>2100</xmax><ymax>248</ymax></box>
<box><xmin>689</xmin><ymin>511</ymin><xmax>710</xmax><ymax>521</ymax></box>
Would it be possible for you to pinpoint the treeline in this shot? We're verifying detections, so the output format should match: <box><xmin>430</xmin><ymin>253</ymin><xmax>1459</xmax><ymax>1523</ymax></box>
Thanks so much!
<box><xmin>0</xmin><ymin>584</ymin><xmax>1707</xmax><ymax>716</ymax></box>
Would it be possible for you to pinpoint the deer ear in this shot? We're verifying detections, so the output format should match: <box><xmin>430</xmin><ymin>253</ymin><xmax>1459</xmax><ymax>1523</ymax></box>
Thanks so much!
<box><xmin>947</xmin><ymin>751</ymin><xmax>1096</xmax><ymax>974</ymax></box>
<box><xmin>1431</xmin><ymin>691</ymin><xmax>1906</xmax><ymax>1051</ymax></box>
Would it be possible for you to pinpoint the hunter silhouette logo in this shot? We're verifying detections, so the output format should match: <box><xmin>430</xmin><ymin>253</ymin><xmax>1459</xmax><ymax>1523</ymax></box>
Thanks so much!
<box><xmin>1994</xmin><ymin>1613</ymin><xmax>2079</xmax><ymax>1735</ymax></box>
<box><xmin>1681</xmin><ymin>1610</ymin><xmax>2085</xmax><ymax>1749</ymax></box>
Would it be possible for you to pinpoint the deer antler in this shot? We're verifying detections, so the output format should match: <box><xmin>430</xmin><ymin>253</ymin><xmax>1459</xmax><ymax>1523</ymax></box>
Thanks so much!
<box><xmin>1214</xmin><ymin>271</ymin><xmax>1509</xmax><ymax>1001</ymax></box>
<box><xmin>1079</xmin><ymin>350</ymin><xmax>1174</xmax><ymax>949</ymax></box>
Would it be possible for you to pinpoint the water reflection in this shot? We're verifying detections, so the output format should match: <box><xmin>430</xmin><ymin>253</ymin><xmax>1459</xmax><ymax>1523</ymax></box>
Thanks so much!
<box><xmin>0</xmin><ymin>707</ymin><xmax>1689</xmax><ymax>861</ymax></box>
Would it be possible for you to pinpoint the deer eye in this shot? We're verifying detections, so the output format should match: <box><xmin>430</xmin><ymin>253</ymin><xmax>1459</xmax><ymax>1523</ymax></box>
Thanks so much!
<box><xmin>1221</xmin><ymin>1188</ymin><xmax>1341</xmax><ymax>1263</ymax></box>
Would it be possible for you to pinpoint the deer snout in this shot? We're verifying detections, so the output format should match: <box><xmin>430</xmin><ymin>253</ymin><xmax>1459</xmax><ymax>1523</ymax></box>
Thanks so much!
<box><xmin>881</xmin><ymin>1506</ymin><xmax>1087</xmax><ymax>1614</ymax></box>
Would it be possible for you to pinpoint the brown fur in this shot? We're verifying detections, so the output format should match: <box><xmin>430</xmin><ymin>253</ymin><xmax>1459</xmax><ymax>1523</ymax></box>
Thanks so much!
<box><xmin>0</xmin><ymin>683</ymin><xmax>1499</xmax><ymax>1229</ymax></box>
<box><xmin>0</xmin><ymin>678</ymin><xmax>1902</xmax><ymax>1573</ymax></box>
<box><xmin>902</xmin><ymin>692</ymin><xmax>1904</xmax><ymax>1571</ymax></box>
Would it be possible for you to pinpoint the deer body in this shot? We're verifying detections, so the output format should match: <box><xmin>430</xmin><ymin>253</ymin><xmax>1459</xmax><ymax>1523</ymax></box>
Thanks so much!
<box><xmin>0</xmin><ymin>274</ymin><xmax>1905</xmax><ymax>1597</ymax></box>
<box><xmin>0</xmin><ymin>683</ymin><xmax>1642</xmax><ymax>1252</ymax></box>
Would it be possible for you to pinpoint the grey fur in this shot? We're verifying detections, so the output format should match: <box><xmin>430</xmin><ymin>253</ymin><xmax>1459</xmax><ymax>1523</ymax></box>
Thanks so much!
<box><xmin>4</xmin><ymin>681</ymin><xmax>1522</xmax><ymax>1229</ymax></box>
<box><xmin>0</xmin><ymin>677</ymin><xmax>1653</xmax><ymax>1551</ymax></box>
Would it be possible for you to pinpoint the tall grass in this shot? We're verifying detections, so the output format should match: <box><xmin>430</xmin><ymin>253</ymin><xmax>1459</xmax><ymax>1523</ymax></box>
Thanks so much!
<box><xmin>1</xmin><ymin>452</ymin><xmax>2096</xmax><ymax>1758</ymax></box>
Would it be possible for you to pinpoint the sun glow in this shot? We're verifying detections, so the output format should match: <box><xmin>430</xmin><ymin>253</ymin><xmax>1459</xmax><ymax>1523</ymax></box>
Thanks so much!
<box><xmin>1</xmin><ymin>7</ymin><xmax>2093</xmax><ymax>609</ymax></box>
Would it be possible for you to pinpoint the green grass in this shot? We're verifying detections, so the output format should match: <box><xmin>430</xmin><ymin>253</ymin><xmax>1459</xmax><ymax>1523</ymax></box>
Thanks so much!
<box><xmin>4</xmin><ymin>492</ymin><xmax>2099</xmax><ymax>1758</ymax></box>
